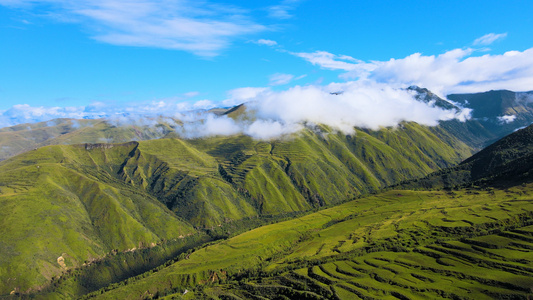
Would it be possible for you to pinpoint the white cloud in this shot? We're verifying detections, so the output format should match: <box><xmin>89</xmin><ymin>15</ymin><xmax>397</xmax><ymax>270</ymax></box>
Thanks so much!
<box><xmin>244</xmin><ymin>119</ymin><xmax>302</xmax><ymax>140</ymax></box>
<box><xmin>269</xmin><ymin>73</ymin><xmax>294</xmax><ymax>86</ymax></box>
<box><xmin>179</xmin><ymin>114</ymin><xmax>242</xmax><ymax>138</ymax></box>
<box><xmin>293</xmin><ymin>46</ymin><xmax>533</xmax><ymax>97</ymax></box>
<box><xmin>267</xmin><ymin>0</ymin><xmax>301</xmax><ymax>19</ymax></box>
<box><xmin>497</xmin><ymin>115</ymin><xmax>516</xmax><ymax>124</ymax></box>
<box><xmin>248</xmin><ymin>82</ymin><xmax>470</xmax><ymax>133</ymax></box>
<box><xmin>223</xmin><ymin>87</ymin><xmax>270</xmax><ymax>107</ymax></box>
<box><xmin>0</xmin><ymin>0</ymin><xmax>266</xmax><ymax>56</ymax></box>
<box><xmin>293</xmin><ymin>51</ymin><xmax>364</xmax><ymax>71</ymax></box>
<box><xmin>255</xmin><ymin>39</ymin><xmax>277</xmax><ymax>46</ymax></box>
<box><xmin>183</xmin><ymin>91</ymin><xmax>200</xmax><ymax>98</ymax></box>
<box><xmin>176</xmin><ymin>81</ymin><xmax>472</xmax><ymax>139</ymax></box>
<box><xmin>332</xmin><ymin>47</ymin><xmax>533</xmax><ymax>97</ymax></box>
<box><xmin>473</xmin><ymin>33</ymin><xmax>507</xmax><ymax>46</ymax></box>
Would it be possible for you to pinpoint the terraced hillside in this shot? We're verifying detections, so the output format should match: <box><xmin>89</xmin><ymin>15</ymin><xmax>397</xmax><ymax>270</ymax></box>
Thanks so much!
<box><xmin>79</xmin><ymin>187</ymin><xmax>533</xmax><ymax>299</ymax></box>
<box><xmin>0</xmin><ymin>122</ymin><xmax>472</xmax><ymax>296</ymax></box>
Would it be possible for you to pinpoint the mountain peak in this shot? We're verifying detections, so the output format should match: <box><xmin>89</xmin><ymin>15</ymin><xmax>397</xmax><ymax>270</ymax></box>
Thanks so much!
<box><xmin>407</xmin><ymin>86</ymin><xmax>457</xmax><ymax>110</ymax></box>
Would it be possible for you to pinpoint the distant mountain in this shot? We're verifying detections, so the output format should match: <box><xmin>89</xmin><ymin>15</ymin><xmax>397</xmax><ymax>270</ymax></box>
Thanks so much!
<box><xmin>407</xmin><ymin>86</ymin><xmax>458</xmax><ymax>110</ymax></box>
<box><xmin>0</xmin><ymin>118</ymin><xmax>177</xmax><ymax>161</ymax></box>
<box><xmin>442</xmin><ymin>90</ymin><xmax>533</xmax><ymax>149</ymax></box>
<box><xmin>448</xmin><ymin>90</ymin><xmax>533</xmax><ymax>120</ymax></box>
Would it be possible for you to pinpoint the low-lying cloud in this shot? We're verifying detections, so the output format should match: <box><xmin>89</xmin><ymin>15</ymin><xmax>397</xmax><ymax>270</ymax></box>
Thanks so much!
<box><xmin>248</xmin><ymin>81</ymin><xmax>471</xmax><ymax>133</ymax></box>
<box><xmin>169</xmin><ymin>81</ymin><xmax>472</xmax><ymax>139</ymax></box>
<box><xmin>497</xmin><ymin>115</ymin><xmax>516</xmax><ymax>124</ymax></box>
<box><xmin>0</xmin><ymin>81</ymin><xmax>472</xmax><ymax>139</ymax></box>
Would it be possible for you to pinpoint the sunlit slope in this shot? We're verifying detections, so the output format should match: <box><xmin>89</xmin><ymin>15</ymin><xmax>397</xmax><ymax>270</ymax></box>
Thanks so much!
<box><xmin>82</xmin><ymin>122</ymin><xmax>533</xmax><ymax>300</ymax></box>
<box><xmin>92</xmin><ymin>187</ymin><xmax>533</xmax><ymax>299</ymax></box>
<box><xmin>69</xmin><ymin>123</ymin><xmax>470</xmax><ymax>228</ymax></box>
<box><xmin>0</xmin><ymin>143</ymin><xmax>195</xmax><ymax>294</ymax></box>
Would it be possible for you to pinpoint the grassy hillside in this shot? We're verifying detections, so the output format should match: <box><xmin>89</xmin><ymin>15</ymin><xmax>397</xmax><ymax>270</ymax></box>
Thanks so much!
<box><xmin>2</xmin><ymin>90</ymin><xmax>532</xmax><ymax>298</ymax></box>
<box><xmin>0</xmin><ymin>122</ymin><xmax>472</xmax><ymax>296</ymax></box>
<box><xmin>81</xmin><ymin>186</ymin><xmax>533</xmax><ymax>299</ymax></box>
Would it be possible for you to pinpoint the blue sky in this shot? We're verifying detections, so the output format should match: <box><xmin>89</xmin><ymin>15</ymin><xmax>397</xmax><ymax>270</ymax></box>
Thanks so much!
<box><xmin>1</xmin><ymin>0</ymin><xmax>533</xmax><ymax>128</ymax></box>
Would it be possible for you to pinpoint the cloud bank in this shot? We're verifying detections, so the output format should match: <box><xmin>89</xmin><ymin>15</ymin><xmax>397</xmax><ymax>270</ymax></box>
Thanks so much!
<box><xmin>169</xmin><ymin>81</ymin><xmax>472</xmax><ymax>139</ymax></box>
<box><xmin>0</xmin><ymin>81</ymin><xmax>471</xmax><ymax>139</ymax></box>
<box><xmin>0</xmin><ymin>0</ymin><xmax>265</xmax><ymax>56</ymax></box>
<box><xmin>0</xmin><ymin>99</ymin><xmax>216</xmax><ymax>128</ymax></box>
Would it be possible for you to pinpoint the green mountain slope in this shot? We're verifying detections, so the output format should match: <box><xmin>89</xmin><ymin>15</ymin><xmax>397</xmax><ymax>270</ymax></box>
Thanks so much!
<box><xmin>0</xmin><ymin>122</ymin><xmax>472</xmax><ymax>296</ymax></box>
<box><xmin>3</xmin><ymin>89</ymin><xmax>532</xmax><ymax>297</ymax></box>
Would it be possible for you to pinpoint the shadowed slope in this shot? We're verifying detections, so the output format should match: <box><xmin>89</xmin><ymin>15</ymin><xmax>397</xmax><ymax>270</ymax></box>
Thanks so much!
<box><xmin>399</xmin><ymin>124</ymin><xmax>533</xmax><ymax>190</ymax></box>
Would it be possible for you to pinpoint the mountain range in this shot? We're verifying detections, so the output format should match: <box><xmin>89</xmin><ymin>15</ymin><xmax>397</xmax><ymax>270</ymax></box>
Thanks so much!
<box><xmin>1</xmin><ymin>88</ymin><xmax>533</xmax><ymax>299</ymax></box>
